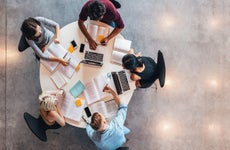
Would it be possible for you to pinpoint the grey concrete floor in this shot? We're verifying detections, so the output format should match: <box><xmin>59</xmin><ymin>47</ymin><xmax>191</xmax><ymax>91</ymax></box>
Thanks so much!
<box><xmin>1</xmin><ymin>0</ymin><xmax>230</xmax><ymax>150</ymax></box>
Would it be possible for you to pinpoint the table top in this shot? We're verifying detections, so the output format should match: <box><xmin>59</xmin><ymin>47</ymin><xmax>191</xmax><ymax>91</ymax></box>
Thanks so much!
<box><xmin>40</xmin><ymin>21</ymin><xmax>134</xmax><ymax>128</ymax></box>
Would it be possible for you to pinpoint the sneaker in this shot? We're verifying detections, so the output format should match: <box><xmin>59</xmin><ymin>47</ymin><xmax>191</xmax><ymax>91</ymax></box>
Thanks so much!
<box><xmin>110</xmin><ymin>0</ymin><xmax>121</xmax><ymax>9</ymax></box>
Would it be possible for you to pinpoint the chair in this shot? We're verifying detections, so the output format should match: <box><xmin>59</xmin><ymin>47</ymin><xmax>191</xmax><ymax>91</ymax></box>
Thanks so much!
<box><xmin>117</xmin><ymin>147</ymin><xmax>129</xmax><ymax>150</ymax></box>
<box><xmin>18</xmin><ymin>35</ymin><xmax>30</xmax><ymax>52</ymax></box>
<box><xmin>23</xmin><ymin>112</ymin><xmax>47</xmax><ymax>142</ymax></box>
<box><xmin>156</xmin><ymin>50</ymin><xmax>166</xmax><ymax>88</ymax></box>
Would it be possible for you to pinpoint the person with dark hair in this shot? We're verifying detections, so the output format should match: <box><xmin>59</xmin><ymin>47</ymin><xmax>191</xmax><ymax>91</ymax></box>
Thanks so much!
<box><xmin>86</xmin><ymin>85</ymin><xmax>130</xmax><ymax>150</ymax></box>
<box><xmin>122</xmin><ymin>50</ymin><xmax>158</xmax><ymax>88</ymax></box>
<box><xmin>78</xmin><ymin>0</ymin><xmax>124</xmax><ymax>50</ymax></box>
<box><xmin>20</xmin><ymin>17</ymin><xmax>69</xmax><ymax>65</ymax></box>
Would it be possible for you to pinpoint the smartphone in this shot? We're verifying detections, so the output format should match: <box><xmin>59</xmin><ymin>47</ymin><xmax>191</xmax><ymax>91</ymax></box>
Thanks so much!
<box><xmin>84</xmin><ymin>107</ymin><xmax>91</xmax><ymax>117</ymax></box>
<box><xmin>79</xmin><ymin>43</ymin><xmax>85</xmax><ymax>53</ymax></box>
<box><xmin>71</xmin><ymin>40</ymin><xmax>77</xmax><ymax>48</ymax></box>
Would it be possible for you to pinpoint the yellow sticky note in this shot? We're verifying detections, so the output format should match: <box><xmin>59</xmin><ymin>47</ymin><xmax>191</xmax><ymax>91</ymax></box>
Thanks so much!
<box><xmin>68</xmin><ymin>45</ymin><xmax>74</xmax><ymax>53</ymax></box>
<box><xmin>97</xmin><ymin>35</ymin><xmax>104</xmax><ymax>42</ymax></box>
<box><xmin>75</xmin><ymin>64</ymin><xmax>81</xmax><ymax>71</ymax></box>
<box><xmin>75</xmin><ymin>98</ymin><xmax>82</xmax><ymax>107</ymax></box>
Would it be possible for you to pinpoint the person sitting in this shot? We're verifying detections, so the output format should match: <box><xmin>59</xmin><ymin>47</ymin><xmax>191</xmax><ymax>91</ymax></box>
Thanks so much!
<box><xmin>122</xmin><ymin>50</ymin><xmax>158</xmax><ymax>88</ymax></box>
<box><xmin>38</xmin><ymin>89</ymin><xmax>66</xmax><ymax>129</ymax></box>
<box><xmin>86</xmin><ymin>85</ymin><xmax>130</xmax><ymax>150</ymax></box>
<box><xmin>78</xmin><ymin>0</ymin><xmax>124</xmax><ymax>50</ymax></box>
<box><xmin>20</xmin><ymin>16</ymin><xmax>68</xmax><ymax>65</ymax></box>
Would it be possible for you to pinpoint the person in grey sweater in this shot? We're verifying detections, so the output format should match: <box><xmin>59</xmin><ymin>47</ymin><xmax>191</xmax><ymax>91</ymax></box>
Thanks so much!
<box><xmin>20</xmin><ymin>17</ymin><xmax>68</xmax><ymax>65</ymax></box>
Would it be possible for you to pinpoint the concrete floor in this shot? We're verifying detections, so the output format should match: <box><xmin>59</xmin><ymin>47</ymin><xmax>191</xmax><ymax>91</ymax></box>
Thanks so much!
<box><xmin>1</xmin><ymin>0</ymin><xmax>230</xmax><ymax>150</ymax></box>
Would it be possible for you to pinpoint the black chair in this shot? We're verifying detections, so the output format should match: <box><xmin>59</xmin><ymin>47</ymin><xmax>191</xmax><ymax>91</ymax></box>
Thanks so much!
<box><xmin>117</xmin><ymin>147</ymin><xmax>129</xmax><ymax>150</ymax></box>
<box><xmin>156</xmin><ymin>50</ymin><xmax>166</xmax><ymax>88</ymax></box>
<box><xmin>18</xmin><ymin>35</ymin><xmax>30</xmax><ymax>52</ymax></box>
<box><xmin>23</xmin><ymin>112</ymin><xmax>47</xmax><ymax>142</ymax></box>
<box><xmin>110</xmin><ymin>0</ymin><xmax>121</xmax><ymax>9</ymax></box>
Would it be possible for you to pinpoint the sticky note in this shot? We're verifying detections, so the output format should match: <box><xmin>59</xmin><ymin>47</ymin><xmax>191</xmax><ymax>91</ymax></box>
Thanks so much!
<box><xmin>75</xmin><ymin>64</ymin><xmax>81</xmax><ymax>71</ymax></box>
<box><xmin>75</xmin><ymin>98</ymin><xmax>82</xmax><ymax>107</ymax></box>
<box><xmin>68</xmin><ymin>45</ymin><xmax>74</xmax><ymax>53</ymax></box>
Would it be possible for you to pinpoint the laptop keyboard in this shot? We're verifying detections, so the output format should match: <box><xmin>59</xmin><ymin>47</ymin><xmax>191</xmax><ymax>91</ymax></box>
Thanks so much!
<box><xmin>84</xmin><ymin>51</ymin><xmax>104</xmax><ymax>62</ymax></box>
<box><xmin>112</xmin><ymin>72</ymin><xmax>122</xmax><ymax>95</ymax></box>
<box><xmin>118</xmin><ymin>70</ymin><xmax>130</xmax><ymax>92</ymax></box>
<box><xmin>111</xmin><ymin>70</ymin><xmax>130</xmax><ymax>95</ymax></box>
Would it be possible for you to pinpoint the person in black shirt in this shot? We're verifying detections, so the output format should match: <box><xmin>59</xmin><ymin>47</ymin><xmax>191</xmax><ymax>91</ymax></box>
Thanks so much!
<box><xmin>122</xmin><ymin>50</ymin><xmax>158</xmax><ymax>88</ymax></box>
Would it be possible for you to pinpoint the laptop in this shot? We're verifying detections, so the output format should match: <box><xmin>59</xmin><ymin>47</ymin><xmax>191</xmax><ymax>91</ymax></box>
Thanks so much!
<box><xmin>110</xmin><ymin>70</ymin><xmax>135</xmax><ymax>95</ymax></box>
<box><xmin>81</xmin><ymin>45</ymin><xmax>104</xmax><ymax>66</ymax></box>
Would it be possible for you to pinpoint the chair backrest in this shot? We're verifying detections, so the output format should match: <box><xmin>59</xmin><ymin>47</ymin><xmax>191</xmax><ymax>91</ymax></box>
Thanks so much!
<box><xmin>156</xmin><ymin>50</ymin><xmax>166</xmax><ymax>88</ymax></box>
<box><xmin>18</xmin><ymin>35</ymin><xmax>30</xmax><ymax>52</ymax></box>
<box><xmin>23</xmin><ymin>112</ymin><xmax>47</xmax><ymax>142</ymax></box>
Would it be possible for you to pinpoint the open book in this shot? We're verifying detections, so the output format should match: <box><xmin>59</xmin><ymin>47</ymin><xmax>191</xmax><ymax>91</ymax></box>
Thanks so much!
<box><xmin>41</xmin><ymin>43</ymin><xmax>68</xmax><ymax>72</ymax></box>
<box><xmin>83</xmin><ymin>74</ymin><xmax>111</xmax><ymax>105</ymax></box>
<box><xmin>57</xmin><ymin>93</ymin><xmax>85</xmax><ymax>122</ymax></box>
<box><xmin>56</xmin><ymin>53</ymin><xmax>81</xmax><ymax>79</ymax></box>
<box><xmin>86</xmin><ymin>23</ymin><xmax>109</xmax><ymax>44</ymax></box>
<box><xmin>111</xmin><ymin>38</ymin><xmax>132</xmax><ymax>65</ymax></box>
<box><xmin>88</xmin><ymin>98</ymin><xmax>118</xmax><ymax>121</ymax></box>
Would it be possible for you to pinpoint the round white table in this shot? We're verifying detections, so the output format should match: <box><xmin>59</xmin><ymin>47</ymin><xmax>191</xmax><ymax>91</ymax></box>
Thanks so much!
<box><xmin>40</xmin><ymin>21</ymin><xmax>134</xmax><ymax>128</ymax></box>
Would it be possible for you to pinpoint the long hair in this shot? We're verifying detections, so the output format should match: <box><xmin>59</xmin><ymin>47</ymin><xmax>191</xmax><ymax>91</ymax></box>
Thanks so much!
<box><xmin>38</xmin><ymin>93</ymin><xmax>56</xmax><ymax>112</ymax></box>
<box><xmin>20</xmin><ymin>17</ymin><xmax>41</xmax><ymax>40</ymax></box>
<box><xmin>122</xmin><ymin>54</ymin><xmax>143</xmax><ymax>70</ymax></box>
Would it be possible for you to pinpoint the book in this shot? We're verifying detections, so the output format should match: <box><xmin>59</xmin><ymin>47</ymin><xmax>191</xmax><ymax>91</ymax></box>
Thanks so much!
<box><xmin>70</xmin><ymin>80</ymin><xmax>85</xmax><ymax>98</ymax></box>
<box><xmin>111</xmin><ymin>38</ymin><xmax>132</xmax><ymax>65</ymax></box>
<box><xmin>86</xmin><ymin>23</ymin><xmax>109</xmax><ymax>44</ymax></box>
<box><xmin>50</xmin><ymin>70</ymin><xmax>67</xmax><ymax>89</ymax></box>
<box><xmin>57</xmin><ymin>93</ymin><xmax>85</xmax><ymax>122</ymax></box>
<box><xmin>88</xmin><ymin>98</ymin><xmax>118</xmax><ymax>120</ymax></box>
<box><xmin>41</xmin><ymin>43</ymin><xmax>68</xmax><ymax>72</ymax></box>
<box><xmin>83</xmin><ymin>74</ymin><xmax>111</xmax><ymax>105</ymax></box>
<box><xmin>56</xmin><ymin>53</ymin><xmax>81</xmax><ymax>79</ymax></box>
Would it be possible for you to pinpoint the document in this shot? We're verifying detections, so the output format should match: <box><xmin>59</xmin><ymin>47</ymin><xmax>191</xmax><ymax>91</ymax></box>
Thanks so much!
<box><xmin>41</xmin><ymin>43</ymin><xmax>68</xmax><ymax>72</ymax></box>
<box><xmin>70</xmin><ymin>80</ymin><xmax>85</xmax><ymax>98</ymax></box>
<box><xmin>89</xmin><ymin>98</ymin><xmax>118</xmax><ymax>120</ymax></box>
<box><xmin>86</xmin><ymin>23</ymin><xmax>109</xmax><ymax>44</ymax></box>
<box><xmin>50</xmin><ymin>70</ymin><xmax>67</xmax><ymax>89</ymax></box>
<box><xmin>83</xmin><ymin>74</ymin><xmax>111</xmax><ymax>105</ymax></box>
<box><xmin>111</xmin><ymin>38</ymin><xmax>132</xmax><ymax>65</ymax></box>
<box><xmin>57</xmin><ymin>93</ymin><xmax>85</xmax><ymax>122</ymax></box>
<box><xmin>57</xmin><ymin>53</ymin><xmax>81</xmax><ymax>79</ymax></box>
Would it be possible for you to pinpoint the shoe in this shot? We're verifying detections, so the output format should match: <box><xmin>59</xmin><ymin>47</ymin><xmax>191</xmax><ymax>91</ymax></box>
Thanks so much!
<box><xmin>110</xmin><ymin>0</ymin><xmax>121</xmax><ymax>9</ymax></box>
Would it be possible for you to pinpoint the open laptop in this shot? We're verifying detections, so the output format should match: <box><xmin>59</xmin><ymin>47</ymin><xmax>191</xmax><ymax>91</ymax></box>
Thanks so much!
<box><xmin>81</xmin><ymin>45</ymin><xmax>104</xmax><ymax>66</ymax></box>
<box><xmin>110</xmin><ymin>70</ymin><xmax>135</xmax><ymax>95</ymax></box>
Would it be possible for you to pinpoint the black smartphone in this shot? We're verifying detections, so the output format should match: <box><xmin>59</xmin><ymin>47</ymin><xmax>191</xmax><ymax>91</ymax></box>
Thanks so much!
<box><xmin>80</xmin><ymin>43</ymin><xmax>85</xmax><ymax>53</ymax></box>
<box><xmin>84</xmin><ymin>107</ymin><xmax>91</xmax><ymax>117</ymax></box>
<box><xmin>71</xmin><ymin>40</ymin><xmax>77</xmax><ymax>48</ymax></box>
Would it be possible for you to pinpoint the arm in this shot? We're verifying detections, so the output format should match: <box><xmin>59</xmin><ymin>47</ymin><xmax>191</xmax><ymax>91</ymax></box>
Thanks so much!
<box><xmin>35</xmin><ymin>16</ymin><xmax>60</xmax><ymax>44</ymax></box>
<box><xmin>100</xmin><ymin>27</ymin><xmax>122</xmax><ymax>46</ymax></box>
<box><xmin>86</xmin><ymin>124</ymin><xmax>95</xmax><ymax>138</ymax></box>
<box><xmin>78</xmin><ymin>19</ymin><xmax>98</xmax><ymax>50</ymax></box>
<box><xmin>103</xmin><ymin>85</ymin><xmax>121</xmax><ymax>105</ymax></box>
<box><xmin>50</xmin><ymin>108</ymin><xmax>66</xmax><ymax>127</ymax></box>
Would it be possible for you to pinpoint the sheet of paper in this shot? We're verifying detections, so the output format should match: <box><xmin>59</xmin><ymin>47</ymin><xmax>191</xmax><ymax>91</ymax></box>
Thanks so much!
<box><xmin>50</xmin><ymin>70</ymin><xmax>67</xmax><ymax>88</ymax></box>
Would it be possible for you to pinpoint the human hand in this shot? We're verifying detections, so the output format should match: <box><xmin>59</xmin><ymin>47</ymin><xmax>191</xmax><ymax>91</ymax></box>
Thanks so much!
<box><xmin>54</xmin><ymin>38</ymin><xmax>60</xmax><ymax>44</ymax></box>
<box><xmin>128</xmin><ymin>49</ymin><xmax>142</xmax><ymax>57</ymax></box>
<box><xmin>130</xmin><ymin>73</ymin><xmax>141</xmax><ymax>81</ymax></box>
<box><xmin>88</xmin><ymin>39</ymin><xmax>97</xmax><ymax>50</ymax></box>
<box><xmin>60</xmin><ymin>59</ymin><xmax>69</xmax><ymax>66</ymax></box>
<box><xmin>103</xmin><ymin>85</ymin><xmax>114</xmax><ymax>94</ymax></box>
<box><xmin>100</xmin><ymin>37</ymin><xmax>109</xmax><ymax>46</ymax></box>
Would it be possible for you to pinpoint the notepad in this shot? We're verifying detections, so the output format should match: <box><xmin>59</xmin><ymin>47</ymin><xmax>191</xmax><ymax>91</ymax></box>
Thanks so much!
<box><xmin>50</xmin><ymin>70</ymin><xmax>67</xmax><ymax>89</ymax></box>
<box><xmin>111</xmin><ymin>38</ymin><xmax>132</xmax><ymax>65</ymax></box>
<box><xmin>70</xmin><ymin>80</ymin><xmax>85</xmax><ymax>98</ymax></box>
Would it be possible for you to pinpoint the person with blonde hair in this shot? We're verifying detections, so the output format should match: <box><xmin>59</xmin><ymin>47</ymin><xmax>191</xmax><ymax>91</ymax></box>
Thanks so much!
<box><xmin>38</xmin><ymin>89</ymin><xmax>66</xmax><ymax>129</ymax></box>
